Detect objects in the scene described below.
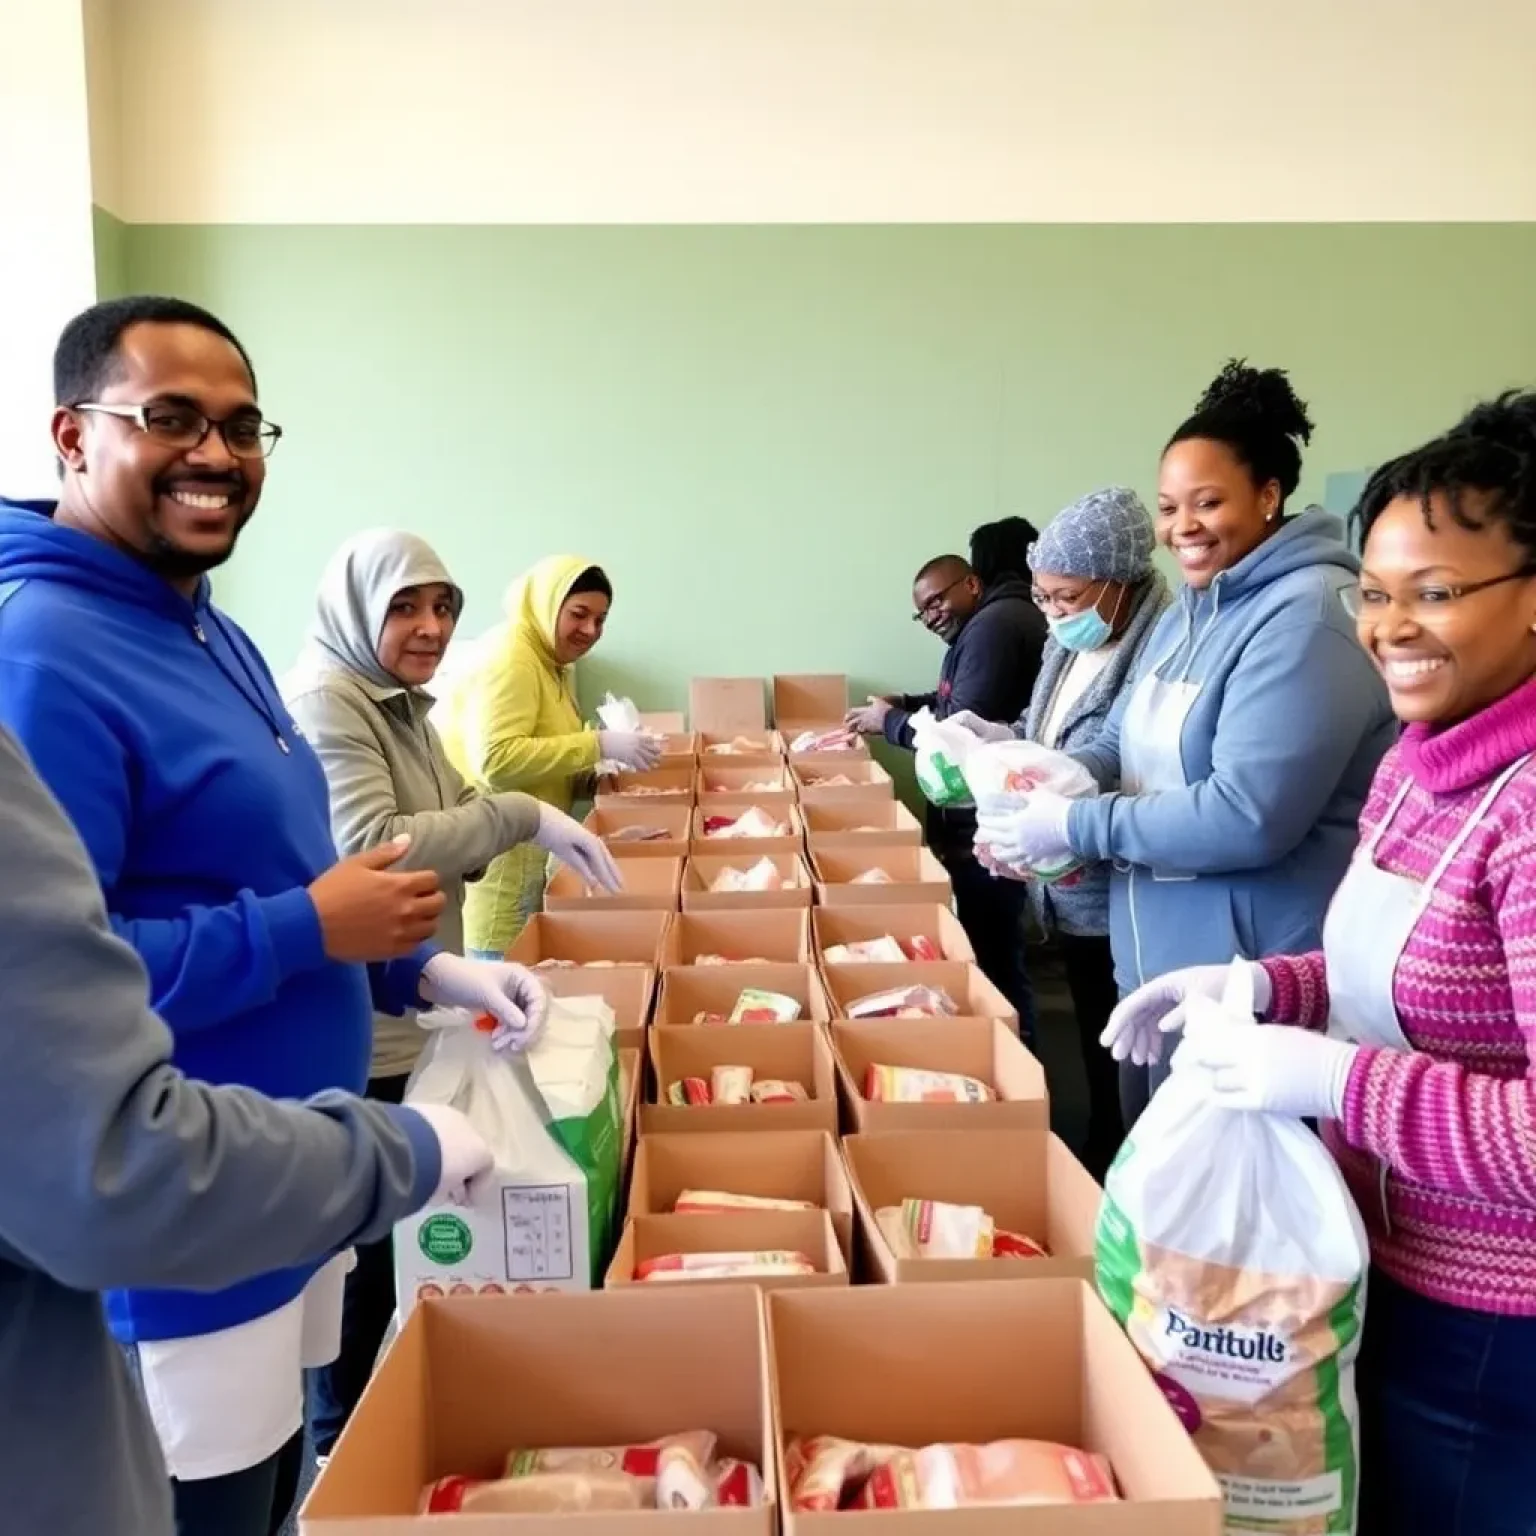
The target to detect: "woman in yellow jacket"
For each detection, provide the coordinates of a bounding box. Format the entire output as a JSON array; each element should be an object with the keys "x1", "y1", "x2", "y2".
[{"x1": 436, "y1": 555, "x2": 660, "y2": 954}]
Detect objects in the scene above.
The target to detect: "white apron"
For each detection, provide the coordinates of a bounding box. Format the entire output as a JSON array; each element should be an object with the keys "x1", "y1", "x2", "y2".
[{"x1": 1322, "y1": 754, "x2": 1531, "y2": 1049}]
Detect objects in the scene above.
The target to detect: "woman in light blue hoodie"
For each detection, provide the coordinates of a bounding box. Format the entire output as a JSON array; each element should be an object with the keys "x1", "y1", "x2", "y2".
[{"x1": 976, "y1": 362, "x2": 1397, "y2": 1123}]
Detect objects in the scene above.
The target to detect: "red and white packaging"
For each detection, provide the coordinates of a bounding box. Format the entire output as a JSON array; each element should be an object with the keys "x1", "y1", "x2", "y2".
[
  {"x1": 710, "y1": 1065, "x2": 753, "y2": 1105},
  {"x1": 750, "y1": 1079, "x2": 808, "y2": 1104},
  {"x1": 674, "y1": 1189, "x2": 815, "y2": 1214},
  {"x1": 875, "y1": 1199, "x2": 993, "y2": 1260},
  {"x1": 634, "y1": 1250, "x2": 816, "y2": 1282},
  {"x1": 863, "y1": 1064, "x2": 994, "y2": 1104},
  {"x1": 847, "y1": 985, "x2": 958, "y2": 1020}
]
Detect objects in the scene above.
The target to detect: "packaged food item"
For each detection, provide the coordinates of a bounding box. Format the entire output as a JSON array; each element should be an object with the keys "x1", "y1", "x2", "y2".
[
  {"x1": 964, "y1": 739, "x2": 1100, "y2": 885},
  {"x1": 847, "y1": 984, "x2": 958, "y2": 1019},
  {"x1": 656, "y1": 1440, "x2": 714, "y2": 1510},
  {"x1": 905, "y1": 935, "x2": 942, "y2": 962},
  {"x1": 696, "y1": 953, "x2": 772, "y2": 965},
  {"x1": 784, "y1": 1436, "x2": 895, "y2": 1511},
  {"x1": 666, "y1": 1076, "x2": 713, "y2": 1106},
  {"x1": 708, "y1": 858, "x2": 788, "y2": 893},
  {"x1": 693, "y1": 1011, "x2": 730, "y2": 1023},
  {"x1": 608, "y1": 823, "x2": 673, "y2": 842},
  {"x1": 533, "y1": 957, "x2": 577, "y2": 969},
  {"x1": 715, "y1": 1458, "x2": 765, "y2": 1506},
  {"x1": 729, "y1": 987, "x2": 801, "y2": 1023},
  {"x1": 993, "y1": 1228, "x2": 1051, "y2": 1260},
  {"x1": 706, "y1": 736, "x2": 771, "y2": 756},
  {"x1": 710, "y1": 1065, "x2": 753, "y2": 1105},
  {"x1": 707, "y1": 806, "x2": 790, "y2": 840},
  {"x1": 806, "y1": 773, "x2": 856, "y2": 787},
  {"x1": 876, "y1": 1198, "x2": 994, "y2": 1259},
  {"x1": 911, "y1": 706, "x2": 980, "y2": 808},
  {"x1": 850, "y1": 867, "x2": 893, "y2": 885},
  {"x1": 864, "y1": 1063, "x2": 994, "y2": 1103},
  {"x1": 505, "y1": 1430, "x2": 717, "y2": 1482},
  {"x1": 634, "y1": 1249, "x2": 816, "y2": 1282},
  {"x1": 750, "y1": 1079, "x2": 808, "y2": 1103},
  {"x1": 790, "y1": 728, "x2": 856, "y2": 753},
  {"x1": 851, "y1": 1440, "x2": 1119, "y2": 1509},
  {"x1": 674, "y1": 1189, "x2": 815, "y2": 1214},
  {"x1": 422, "y1": 1472, "x2": 648, "y2": 1514},
  {"x1": 615, "y1": 784, "x2": 675, "y2": 797},
  {"x1": 823, "y1": 935, "x2": 908, "y2": 965},
  {"x1": 1097, "y1": 961, "x2": 1368, "y2": 1535}
]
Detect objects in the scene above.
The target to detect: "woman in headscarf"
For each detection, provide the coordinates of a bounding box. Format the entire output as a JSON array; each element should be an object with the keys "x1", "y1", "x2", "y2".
[
  {"x1": 435, "y1": 554, "x2": 659, "y2": 956},
  {"x1": 283, "y1": 529, "x2": 620, "y2": 1457},
  {"x1": 950, "y1": 488, "x2": 1170, "y2": 1178}
]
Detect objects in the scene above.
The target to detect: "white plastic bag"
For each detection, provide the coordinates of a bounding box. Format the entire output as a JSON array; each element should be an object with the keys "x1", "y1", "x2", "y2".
[
  {"x1": 910, "y1": 708, "x2": 978, "y2": 808},
  {"x1": 1096, "y1": 962, "x2": 1368, "y2": 1535},
  {"x1": 596, "y1": 692, "x2": 642, "y2": 732},
  {"x1": 963, "y1": 739, "x2": 1099, "y2": 885}
]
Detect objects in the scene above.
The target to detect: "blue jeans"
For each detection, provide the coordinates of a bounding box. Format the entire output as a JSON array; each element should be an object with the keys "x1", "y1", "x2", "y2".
[{"x1": 1358, "y1": 1269, "x2": 1536, "y2": 1535}]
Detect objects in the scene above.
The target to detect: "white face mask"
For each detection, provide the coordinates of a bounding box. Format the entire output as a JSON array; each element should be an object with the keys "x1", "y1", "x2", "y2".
[{"x1": 1047, "y1": 582, "x2": 1124, "y2": 652}]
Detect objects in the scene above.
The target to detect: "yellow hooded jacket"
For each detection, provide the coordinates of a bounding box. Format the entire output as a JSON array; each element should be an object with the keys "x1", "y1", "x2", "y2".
[{"x1": 436, "y1": 554, "x2": 602, "y2": 952}]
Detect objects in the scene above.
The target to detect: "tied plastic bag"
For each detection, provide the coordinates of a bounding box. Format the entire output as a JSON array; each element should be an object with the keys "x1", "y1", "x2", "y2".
[
  {"x1": 1096, "y1": 962, "x2": 1368, "y2": 1535},
  {"x1": 910, "y1": 708, "x2": 978, "y2": 808},
  {"x1": 396, "y1": 999, "x2": 622, "y2": 1310},
  {"x1": 963, "y1": 738, "x2": 1099, "y2": 886},
  {"x1": 596, "y1": 692, "x2": 642, "y2": 732}
]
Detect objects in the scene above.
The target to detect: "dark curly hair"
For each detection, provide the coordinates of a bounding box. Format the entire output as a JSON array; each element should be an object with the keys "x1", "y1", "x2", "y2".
[
  {"x1": 1352, "y1": 391, "x2": 1536, "y2": 561},
  {"x1": 1166, "y1": 359, "x2": 1315, "y2": 511}
]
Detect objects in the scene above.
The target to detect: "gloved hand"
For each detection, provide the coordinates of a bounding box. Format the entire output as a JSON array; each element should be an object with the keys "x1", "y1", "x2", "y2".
[
  {"x1": 1172, "y1": 1015, "x2": 1358, "y2": 1120},
  {"x1": 597, "y1": 730, "x2": 662, "y2": 771},
  {"x1": 947, "y1": 709, "x2": 1015, "y2": 744},
  {"x1": 975, "y1": 840, "x2": 1031, "y2": 882},
  {"x1": 844, "y1": 697, "x2": 892, "y2": 735},
  {"x1": 405, "y1": 1103, "x2": 495, "y2": 1203},
  {"x1": 1099, "y1": 962, "x2": 1273, "y2": 1066},
  {"x1": 420, "y1": 953, "x2": 549, "y2": 1052},
  {"x1": 974, "y1": 792, "x2": 1074, "y2": 871},
  {"x1": 533, "y1": 803, "x2": 623, "y2": 893}
]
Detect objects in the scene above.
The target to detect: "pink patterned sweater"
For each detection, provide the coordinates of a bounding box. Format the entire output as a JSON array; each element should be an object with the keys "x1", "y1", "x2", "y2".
[{"x1": 1261, "y1": 674, "x2": 1536, "y2": 1316}]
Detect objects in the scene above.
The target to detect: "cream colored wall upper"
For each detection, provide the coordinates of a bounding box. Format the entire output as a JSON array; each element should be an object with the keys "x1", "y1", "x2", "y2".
[{"x1": 88, "y1": 0, "x2": 1536, "y2": 225}]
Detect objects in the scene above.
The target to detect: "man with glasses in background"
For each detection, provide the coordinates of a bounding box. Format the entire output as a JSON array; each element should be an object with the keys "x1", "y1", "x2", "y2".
[
  {"x1": 0, "y1": 296, "x2": 550, "y2": 1536},
  {"x1": 845, "y1": 547, "x2": 1046, "y2": 1038}
]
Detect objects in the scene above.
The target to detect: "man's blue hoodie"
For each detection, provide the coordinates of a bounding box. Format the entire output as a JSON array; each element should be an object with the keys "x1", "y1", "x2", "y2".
[
  {"x1": 0, "y1": 500, "x2": 435, "y2": 1343},
  {"x1": 1069, "y1": 508, "x2": 1397, "y2": 994}
]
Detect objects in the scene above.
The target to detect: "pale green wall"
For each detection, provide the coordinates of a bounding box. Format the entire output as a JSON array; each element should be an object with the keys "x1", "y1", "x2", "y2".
[{"x1": 107, "y1": 219, "x2": 1536, "y2": 712}]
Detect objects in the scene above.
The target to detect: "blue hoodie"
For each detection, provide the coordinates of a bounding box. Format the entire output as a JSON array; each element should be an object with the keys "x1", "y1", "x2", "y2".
[
  {"x1": 1068, "y1": 508, "x2": 1397, "y2": 994},
  {"x1": 0, "y1": 500, "x2": 436, "y2": 1343}
]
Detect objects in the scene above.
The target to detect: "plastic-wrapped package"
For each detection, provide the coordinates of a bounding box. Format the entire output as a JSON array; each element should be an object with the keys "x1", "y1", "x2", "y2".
[
  {"x1": 674, "y1": 1190, "x2": 815, "y2": 1214},
  {"x1": 864, "y1": 1064, "x2": 994, "y2": 1103},
  {"x1": 850, "y1": 1441, "x2": 1119, "y2": 1509},
  {"x1": 963, "y1": 739, "x2": 1099, "y2": 885},
  {"x1": 710, "y1": 1065, "x2": 753, "y2": 1104},
  {"x1": 822, "y1": 936, "x2": 908, "y2": 965},
  {"x1": 790, "y1": 728, "x2": 856, "y2": 752},
  {"x1": 705, "y1": 806, "x2": 790, "y2": 839},
  {"x1": 749, "y1": 1079, "x2": 808, "y2": 1103},
  {"x1": 635, "y1": 1250, "x2": 816, "y2": 1282},
  {"x1": 876, "y1": 1199, "x2": 994, "y2": 1258},
  {"x1": 607, "y1": 823, "x2": 673, "y2": 842},
  {"x1": 850, "y1": 868, "x2": 894, "y2": 885},
  {"x1": 846, "y1": 984, "x2": 958, "y2": 1019},
  {"x1": 666, "y1": 1076, "x2": 713, "y2": 1106},
  {"x1": 910, "y1": 707, "x2": 980, "y2": 808},
  {"x1": 421, "y1": 1473, "x2": 648, "y2": 1514},
  {"x1": 728, "y1": 988, "x2": 801, "y2": 1023},
  {"x1": 708, "y1": 857, "x2": 787, "y2": 893}
]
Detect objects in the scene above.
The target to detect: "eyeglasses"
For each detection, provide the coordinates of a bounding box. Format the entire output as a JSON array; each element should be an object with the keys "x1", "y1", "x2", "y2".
[
  {"x1": 913, "y1": 577, "x2": 968, "y2": 623},
  {"x1": 73, "y1": 400, "x2": 283, "y2": 460},
  {"x1": 1341, "y1": 566, "x2": 1536, "y2": 620},
  {"x1": 1031, "y1": 583, "x2": 1099, "y2": 617}
]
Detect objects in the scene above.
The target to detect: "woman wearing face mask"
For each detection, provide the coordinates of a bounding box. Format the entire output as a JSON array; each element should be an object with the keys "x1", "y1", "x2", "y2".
[
  {"x1": 1106, "y1": 392, "x2": 1536, "y2": 1536},
  {"x1": 282, "y1": 529, "x2": 619, "y2": 1458},
  {"x1": 975, "y1": 362, "x2": 1396, "y2": 1126},
  {"x1": 435, "y1": 555, "x2": 658, "y2": 957},
  {"x1": 956, "y1": 488, "x2": 1169, "y2": 1177}
]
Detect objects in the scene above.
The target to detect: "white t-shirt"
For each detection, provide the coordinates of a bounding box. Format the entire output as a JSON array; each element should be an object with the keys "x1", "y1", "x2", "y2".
[{"x1": 1040, "y1": 644, "x2": 1120, "y2": 749}]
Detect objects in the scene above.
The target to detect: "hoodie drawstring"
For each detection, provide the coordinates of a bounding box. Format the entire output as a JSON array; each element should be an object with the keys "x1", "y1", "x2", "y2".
[{"x1": 195, "y1": 611, "x2": 292, "y2": 754}]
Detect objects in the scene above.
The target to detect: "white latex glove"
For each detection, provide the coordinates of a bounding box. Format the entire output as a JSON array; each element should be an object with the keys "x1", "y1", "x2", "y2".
[
  {"x1": 844, "y1": 697, "x2": 892, "y2": 735},
  {"x1": 975, "y1": 841, "x2": 1032, "y2": 883},
  {"x1": 597, "y1": 730, "x2": 662, "y2": 771},
  {"x1": 1100, "y1": 962, "x2": 1273, "y2": 1066},
  {"x1": 946, "y1": 709, "x2": 1015, "y2": 744},
  {"x1": 405, "y1": 1103, "x2": 495, "y2": 1203},
  {"x1": 1172, "y1": 1015, "x2": 1358, "y2": 1120},
  {"x1": 419, "y1": 953, "x2": 549, "y2": 1052},
  {"x1": 974, "y1": 792, "x2": 1073, "y2": 870},
  {"x1": 533, "y1": 803, "x2": 623, "y2": 892}
]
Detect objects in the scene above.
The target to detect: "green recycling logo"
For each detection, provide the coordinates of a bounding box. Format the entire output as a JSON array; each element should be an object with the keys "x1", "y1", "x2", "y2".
[{"x1": 418, "y1": 1213, "x2": 473, "y2": 1265}]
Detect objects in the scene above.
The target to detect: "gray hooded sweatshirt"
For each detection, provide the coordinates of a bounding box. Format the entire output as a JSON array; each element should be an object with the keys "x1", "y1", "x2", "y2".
[
  {"x1": 284, "y1": 530, "x2": 541, "y2": 1076},
  {"x1": 0, "y1": 723, "x2": 440, "y2": 1536}
]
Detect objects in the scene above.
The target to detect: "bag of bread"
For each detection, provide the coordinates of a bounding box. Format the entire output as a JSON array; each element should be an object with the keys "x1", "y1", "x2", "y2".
[{"x1": 1096, "y1": 961, "x2": 1368, "y2": 1534}]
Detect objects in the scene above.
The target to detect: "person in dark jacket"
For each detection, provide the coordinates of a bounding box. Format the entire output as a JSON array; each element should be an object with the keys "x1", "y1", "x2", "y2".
[
  {"x1": 846, "y1": 552, "x2": 1047, "y2": 1037},
  {"x1": 970, "y1": 515, "x2": 1041, "y2": 585}
]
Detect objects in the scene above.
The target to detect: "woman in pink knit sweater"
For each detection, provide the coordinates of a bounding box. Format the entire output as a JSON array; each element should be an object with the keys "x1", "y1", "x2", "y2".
[{"x1": 1105, "y1": 391, "x2": 1536, "y2": 1535}]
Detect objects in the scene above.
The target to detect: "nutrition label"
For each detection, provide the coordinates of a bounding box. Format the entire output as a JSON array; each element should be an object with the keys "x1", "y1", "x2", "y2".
[{"x1": 501, "y1": 1185, "x2": 576, "y2": 1282}]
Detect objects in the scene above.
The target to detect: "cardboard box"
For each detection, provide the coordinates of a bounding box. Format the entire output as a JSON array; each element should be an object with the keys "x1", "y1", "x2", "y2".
[
  {"x1": 792, "y1": 759, "x2": 895, "y2": 805},
  {"x1": 545, "y1": 857, "x2": 681, "y2": 913},
  {"x1": 638, "y1": 710, "x2": 687, "y2": 733},
  {"x1": 683, "y1": 854, "x2": 815, "y2": 912},
  {"x1": 629, "y1": 1130, "x2": 855, "y2": 1260},
  {"x1": 618, "y1": 1046, "x2": 642, "y2": 1214},
  {"x1": 583, "y1": 802, "x2": 692, "y2": 860},
  {"x1": 841, "y1": 1128, "x2": 1100, "y2": 1284},
  {"x1": 772, "y1": 673, "x2": 848, "y2": 729},
  {"x1": 657, "y1": 729, "x2": 698, "y2": 760},
  {"x1": 698, "y1": 763, "x2": 795, "y2": 800},
  {"x1": 822, "y1": 959, "x2": 1017, "y2": 1028},
  {"x1": 694, "y1": 802, "x2": 803, "y2": 856},
  {"x1": 766, "y1": 1281, "x2": 1223, "y2": 1533},
  {"x1": 691, "y1": 676, "x2": 769, "y2": 736},
  {"x1": 662, "y1": 909, "x2": 811, "y2": 967},
  {"x1": 505, "y1": 909, "x2": 670, "y2": 969},
  {"x1": 784, "y1": 739, "x2": 871, "y2": 765},
  {"x1": 656, "y1": 963, "x2": 830, "y2": 1025},
  {"x1": 829, "y1": 1016, "x2": 1048, "y2": 1131},
  {"x1": 644, "y1": 1023, "x2": 837, "y2": 1135},
  {"x1": 698, "y1": 731, "x2": 784, "y2": 763},
  {"x1": 594, "y1": 766, "x2": 697, "y2": 806},
  {"x1": 605, "y1": 1208, "x2": 847, "y2": 1291},
  {"x1": 801, "y1": 798, "x2": 921, "y2": 850},
  {"x1": 811, "y1": 846, "x2": 953, "y2": 907},
  {"x1": 537, "y1": 965, "x2": 656, "y2": 1051},
  {"x1": 812, "y1": 904, "x2": 976, "y2": 964},
  {"x1": 300, "y1": 1287, "x2": 776, "y2": 1533}
]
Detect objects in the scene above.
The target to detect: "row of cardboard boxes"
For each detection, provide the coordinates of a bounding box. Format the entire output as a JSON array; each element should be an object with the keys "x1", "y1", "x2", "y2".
[
  {"x1": 304, "y1": 1276, "x2": 1220, "y2": 1531},
  {"x1": 596, "y1": 757, "x2": 894, "y2": 806}
]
